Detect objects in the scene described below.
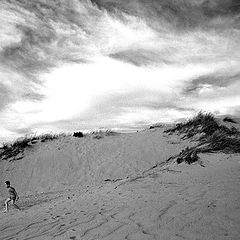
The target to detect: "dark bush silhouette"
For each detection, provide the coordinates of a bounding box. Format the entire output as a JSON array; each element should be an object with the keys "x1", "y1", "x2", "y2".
[
  {"x1": 149, "y1": 123, "x2": 163, "y2": 129},
  {"x1": 223, "y1": 117, "x2": 237, "y2": 123},
  {"x1": 175, "y1": 147, "x2": 199, "y2": 164},
  {"x1": 73, "y1": 131, "x2": 84, "y2": 138}
]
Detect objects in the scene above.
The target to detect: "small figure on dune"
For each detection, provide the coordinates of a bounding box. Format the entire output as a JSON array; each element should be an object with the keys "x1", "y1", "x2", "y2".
[{"x1": 3, "y1": 181, "x2": 20, "y2": 212}]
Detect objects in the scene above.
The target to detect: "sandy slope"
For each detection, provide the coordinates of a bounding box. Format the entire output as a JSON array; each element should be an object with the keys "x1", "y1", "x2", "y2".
[
  {"x1": 0, "y1": 128, "x2": 240, "y2": 239},
  {"x1": 0, "y1": 129, "x2": 185, "y2": 196}
]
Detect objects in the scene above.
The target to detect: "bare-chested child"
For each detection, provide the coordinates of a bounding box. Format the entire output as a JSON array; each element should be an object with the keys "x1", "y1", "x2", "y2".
[{"x1": 3, "y1": 181, "x2": 20, "y2": 212}]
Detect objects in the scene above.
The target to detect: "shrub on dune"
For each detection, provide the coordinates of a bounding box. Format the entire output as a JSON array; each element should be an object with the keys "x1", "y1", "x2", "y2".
[
  {"x1": 149, "y1": 123, "x2": 163, "y2": 129},
  {"x1": 38, "y1": 133, "x2": 67, "y2": 142},
  {"x1": 223, "y1": 117, "x2": 237, "y2": 124},
  {"x1": 165, "y1": 112, "x2": 240, "y2": 164},
  {"x1": 73, "y1": 131, "x2": 84, "y2": 138},
  {"x1": 91, "y1": 129, "x2": 119, "y2": 139}
]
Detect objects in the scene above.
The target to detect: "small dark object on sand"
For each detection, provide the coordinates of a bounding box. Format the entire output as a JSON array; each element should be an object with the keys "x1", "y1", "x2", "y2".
[{"x1": 73, "y1": 132, "x2": 84, "y2": 138}]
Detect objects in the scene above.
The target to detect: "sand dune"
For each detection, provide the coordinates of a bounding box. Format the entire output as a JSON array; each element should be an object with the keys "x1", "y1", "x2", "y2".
[
  {"x1": 0, "y1": 126, "x2": 240, "y2": 239},
  {"x1": 0, "y1": 129, "x2": 184, "y2": 195}
]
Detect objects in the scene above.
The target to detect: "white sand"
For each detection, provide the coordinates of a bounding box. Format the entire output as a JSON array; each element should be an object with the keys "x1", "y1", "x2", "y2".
[{"x1": 0, "y1": 128, "x2": 240, "y2": 239}]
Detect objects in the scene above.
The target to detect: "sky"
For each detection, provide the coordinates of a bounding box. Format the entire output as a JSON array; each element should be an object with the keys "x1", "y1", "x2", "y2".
[{"x1": 0, "y1": 0, "x2": 240, "y2": 143}]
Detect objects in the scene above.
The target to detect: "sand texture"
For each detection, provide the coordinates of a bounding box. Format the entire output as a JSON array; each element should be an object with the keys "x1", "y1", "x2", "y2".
[{"x1": 0, "y1": 128, "x2": 240, "y2": 239}]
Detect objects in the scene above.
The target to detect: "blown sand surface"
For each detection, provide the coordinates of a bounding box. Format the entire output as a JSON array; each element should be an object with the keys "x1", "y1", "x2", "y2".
[
  {"x1": 0, "y1": 129, "x2": 185, "y2": 195},
  {"x1": 0, "y1": 129, "x2": 240, "y2": 239}
]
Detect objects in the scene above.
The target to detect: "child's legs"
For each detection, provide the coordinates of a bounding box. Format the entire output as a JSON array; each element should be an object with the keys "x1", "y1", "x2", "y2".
[
  {"x1": 5, "y1": 198, "x2": 11, "y2": 210},
  {"x1": 12, "y1": 200, "x2": 20, "y2": 210}
]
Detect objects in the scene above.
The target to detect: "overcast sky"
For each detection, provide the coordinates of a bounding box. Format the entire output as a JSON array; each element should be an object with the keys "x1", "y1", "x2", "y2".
[{"x1": 0, "y1": 0, "x2": 240, "y2": 142}]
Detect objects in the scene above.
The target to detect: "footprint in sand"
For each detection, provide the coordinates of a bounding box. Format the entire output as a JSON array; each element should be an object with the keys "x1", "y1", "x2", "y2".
[{"x1": 203, "y1": 200, "x2": 217, "y2": 216}]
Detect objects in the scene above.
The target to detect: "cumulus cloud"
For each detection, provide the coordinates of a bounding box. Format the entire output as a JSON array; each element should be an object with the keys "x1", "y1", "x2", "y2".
[{"x1": 0, "y1": 0, "x2": 240, "y2": 142}]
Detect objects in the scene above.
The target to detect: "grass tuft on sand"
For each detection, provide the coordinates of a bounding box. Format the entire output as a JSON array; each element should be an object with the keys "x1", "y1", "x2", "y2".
[
  {"x1": 0, "y1": 133, "x2": 67, "y2": 161},
  {"x1": 165, "y1": 112, "x2": 240, "y2": 164},
  {"x1": 90, "y1": 129, "x2": 120, "y2": 139}
]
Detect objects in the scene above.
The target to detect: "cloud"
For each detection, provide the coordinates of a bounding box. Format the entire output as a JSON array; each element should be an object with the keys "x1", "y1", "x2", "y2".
[
  {"x1": 0, "y1": 0, "x2": 240, "y2": 142},
  {"x1": 0, "y1": 82, "x2": 12, "y2": 111},
  {"x1": 0, "y1": 1, "x2": 91, "y2": 75},
  {"x1": 2, "y1": 0, "x2": 239, "y2": 77},
  {"x1": 0, "y1": 56, "x2": 221, "y2": 135},
  {"x1": 177, "y1": 77, "x2": 240, "y2": 117},
  {"x1": 109, "y1": 49, "x2": 174, "y2": 66},
  {"x1": 0, "y1": 66, "x2": 44, "y2": 112},
  {"x1": 183, "y1": 71, "x2": 240, "y2": 95},
  {"x1": 92, "y1": 0, "x2": 240, "y2": 30}
]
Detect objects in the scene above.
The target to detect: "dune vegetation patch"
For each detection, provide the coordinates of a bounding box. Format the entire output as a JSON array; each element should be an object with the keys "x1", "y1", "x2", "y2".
[
  {"x1": 0, "y1": 133, "x2": 67, "y2": 161},
  {"x1": 223, "y1": 116, "x2": 238, "y2": 124},
  {"x1": 73, "y1": 131, "x2": 84, "y2": 138},
  {"x1": 90, "y1": 129, "x2": 120, "y2": 139},
  {"x1": 165, "y1": 112, "x2": 240, "y2": 164},
  {"x1": 149, "y1": 123, "x2": 164, "y2": 129}
]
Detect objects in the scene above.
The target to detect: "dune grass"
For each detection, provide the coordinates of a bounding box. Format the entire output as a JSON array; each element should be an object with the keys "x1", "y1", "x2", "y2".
[
  {"x1": 165, "y1": 112, "x2": 240, "y2": 164},
  {"x1": 90, "y1": 129, "x2": 119, "y2": 139},
  {"x1": 0, "y1": 133, "x2": 67, "y2": 160},
  {"x1": 201, "y1": 130, "x2": 240, "y2": 153},
  {"x1": 165, "y1": 112, "x2": 218, "y2": 137},
  {"x1": 0, "y1": 128, "x2": 119, "y2": 160}
]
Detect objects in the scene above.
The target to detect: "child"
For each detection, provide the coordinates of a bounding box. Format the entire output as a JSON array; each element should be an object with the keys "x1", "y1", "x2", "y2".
[{"x1": 3, "y1": 181, "x2": 20, "y2": 212}]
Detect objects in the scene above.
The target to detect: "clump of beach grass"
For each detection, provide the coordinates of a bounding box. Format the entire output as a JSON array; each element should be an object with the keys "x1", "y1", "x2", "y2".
[
  {"x1": 90, "y1": 129, "x2": 119, "y2": 139},
  {"x1": 165, "y1": 112, "x2": 240, "y2": 164},
  {"x1": 0, "y1": 133, "x2": 67, "y2": 161}
]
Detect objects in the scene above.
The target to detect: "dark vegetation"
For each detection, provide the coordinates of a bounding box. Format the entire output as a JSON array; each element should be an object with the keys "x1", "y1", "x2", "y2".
[
  {"x1": 0, "y1": 133, "x2": 67, "y2": 161},
  {"x1": 149, "y1": 123, "x2": 163, "y2": 129},
  {"x1": 0, "y1": 128, "x2": 119, "y2": 161},
  {"x1": 165, "y1": 112, "x2": 240, "y2": 164},
  {"x1": 223, "y1": 116, "x2": 237, "y2": 123},
  {"x1": 90, "y1": 129, "x2": 119, "y2": 139},
  {"x1": 73, "y1": 131, "x2": 84, "y2": 138}
]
